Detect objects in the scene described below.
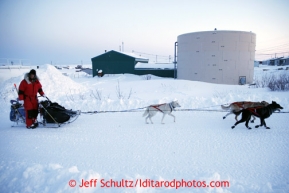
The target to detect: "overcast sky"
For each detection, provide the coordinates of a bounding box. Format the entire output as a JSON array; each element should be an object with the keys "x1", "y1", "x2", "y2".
[{"x1": 0, "y1": 0, "x2": 288, "y2": 65}]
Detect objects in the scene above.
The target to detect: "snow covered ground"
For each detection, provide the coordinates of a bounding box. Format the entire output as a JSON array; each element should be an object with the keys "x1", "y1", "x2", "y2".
[{"x1": 0, "y1": 64, "x2": 289, "y2": 193}]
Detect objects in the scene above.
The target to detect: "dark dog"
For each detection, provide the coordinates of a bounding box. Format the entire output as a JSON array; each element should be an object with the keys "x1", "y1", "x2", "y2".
[
  {"x1": 221, "y1": 101, "x2": 269, "y2": 122},
  {"x1": 231, "y1": 101, "x2": 283, "y2": 129}
]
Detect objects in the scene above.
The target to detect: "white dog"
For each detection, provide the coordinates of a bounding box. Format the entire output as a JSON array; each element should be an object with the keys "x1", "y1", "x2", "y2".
[{"x1": 143, "y1": 100, "x2": 181, "y2": 124}]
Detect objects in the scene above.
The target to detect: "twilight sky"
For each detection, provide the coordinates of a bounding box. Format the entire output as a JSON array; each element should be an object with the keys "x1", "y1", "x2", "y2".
[{"x1": 0, "y1": 0, "x2": 288, "y2": 65}]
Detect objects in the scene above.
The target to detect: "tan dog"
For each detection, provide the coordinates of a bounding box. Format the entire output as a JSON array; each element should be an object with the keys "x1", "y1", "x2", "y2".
[{"x1": 221, "y1": 101, "x2": 269, "y2": 122}]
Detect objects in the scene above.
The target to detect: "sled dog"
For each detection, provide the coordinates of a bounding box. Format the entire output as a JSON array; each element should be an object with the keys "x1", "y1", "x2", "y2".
[
  {"x1": 143, "y1": 101, "x2": 181, "y2": 124},
  {"x1": 221, "y1": 101, "x2": 269, "y2": 122},
  {"x1": 231, "y1": 101, "x2": 283, "y2": 129}
]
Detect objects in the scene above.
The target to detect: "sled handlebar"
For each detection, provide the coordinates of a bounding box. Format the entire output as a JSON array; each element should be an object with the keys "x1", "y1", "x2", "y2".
[{"x1": 38, "y1": 95, "x2": 51, "y2": 102}]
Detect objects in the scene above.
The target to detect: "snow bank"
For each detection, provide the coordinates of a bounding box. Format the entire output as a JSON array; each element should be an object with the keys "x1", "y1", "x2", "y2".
[{"x1": 1, "y1": 64, "x2": 288, "y2": 113}]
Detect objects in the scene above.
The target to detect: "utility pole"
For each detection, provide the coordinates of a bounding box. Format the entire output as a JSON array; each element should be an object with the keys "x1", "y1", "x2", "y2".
[{"x1": 174, "y1": 42, "x2": 178, "y2": 79}]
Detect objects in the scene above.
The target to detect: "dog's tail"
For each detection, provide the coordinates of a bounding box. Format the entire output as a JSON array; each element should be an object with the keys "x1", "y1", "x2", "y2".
[
  {"x1": 221, "y1": 104, "x2": 231, "y2": 110},
  {"x1": 143, "y1": 107, "x2": 149, "y2": 117}
]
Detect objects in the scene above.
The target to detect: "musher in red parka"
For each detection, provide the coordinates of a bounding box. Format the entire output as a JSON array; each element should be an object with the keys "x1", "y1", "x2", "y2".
[{"x1": 18, "y1": 69, "x2": 45, "y2": 129}]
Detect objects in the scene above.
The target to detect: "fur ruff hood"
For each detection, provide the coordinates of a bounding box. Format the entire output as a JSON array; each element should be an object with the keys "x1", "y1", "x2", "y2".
[{"x1": 24, "y1": 73, "x2": 40, "y2": 84}]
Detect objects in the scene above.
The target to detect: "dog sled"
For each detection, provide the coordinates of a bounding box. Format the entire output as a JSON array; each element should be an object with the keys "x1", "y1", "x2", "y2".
[{"x1": 10, "y1": 97, "x2": 81, "y2": 128}]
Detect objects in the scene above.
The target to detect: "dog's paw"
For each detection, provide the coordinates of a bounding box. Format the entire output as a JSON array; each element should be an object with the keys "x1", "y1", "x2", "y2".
[
  {"x1": 248, "y1": 127, "x2": 252, "y2": 129},
  {"x1": 266, "y1": 127, "x2": 270, "y2": 129},
  {"x1": 231, "y1": 126, "x2": 235, "y2": 129},
  {"x1": 255, "y1": 125, "x2": 259, "y2": 128},
  {"x1": 223, "y1": 117, "x2": 226, "y2": 119}
]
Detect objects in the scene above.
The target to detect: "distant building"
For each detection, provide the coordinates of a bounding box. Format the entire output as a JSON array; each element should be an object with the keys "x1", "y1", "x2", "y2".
[
  {"x1": 262, "y1": 57, "x2": 289, "y2": 66},
  {"x1": 91, "y1": 50, "x2": 174, "y2": 78}
]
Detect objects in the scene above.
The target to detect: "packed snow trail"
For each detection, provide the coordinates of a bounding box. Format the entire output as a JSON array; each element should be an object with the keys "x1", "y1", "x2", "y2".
[
  {"x1": 1, "y1": 64, "x2": 289, "y2": 192},
  {"x1": 1, "y1": 111, "x2": 288, "y2": 193}
]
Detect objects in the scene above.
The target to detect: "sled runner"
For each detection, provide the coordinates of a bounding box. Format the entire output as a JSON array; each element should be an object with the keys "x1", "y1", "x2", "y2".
[{"x1": 10, "y1": 98, "x2": 81, "y2": 128}]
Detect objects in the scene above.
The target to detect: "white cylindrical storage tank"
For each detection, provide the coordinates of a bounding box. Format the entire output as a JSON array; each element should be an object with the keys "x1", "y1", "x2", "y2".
[{"x1": 177, "y1": 30, "x2": 256, "y2": 85}]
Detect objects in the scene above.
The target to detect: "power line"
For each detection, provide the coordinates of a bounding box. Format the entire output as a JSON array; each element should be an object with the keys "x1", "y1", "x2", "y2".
[
  {"x1": 255, "y1": 41, "x2": 289, "y2": 61},
  {"x1": 133, "y1": 51, "x2": 171, "y2": 58},
  {"x1": 132, "y1": 50, "x2": 173, "y2": 63},
  {"x1": 256, "y1": 43, "x2": 289, "y2": 51},
  {"x1": 257, "y1": 47, "x2": 289, "y2": 54},
  {"x1": 256, "y1": 51, "x2": 289, "y2": 55}
]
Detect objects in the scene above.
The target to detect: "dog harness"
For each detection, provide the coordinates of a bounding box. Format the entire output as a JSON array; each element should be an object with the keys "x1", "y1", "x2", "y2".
[
  {"x1": 151, "y1": 103, "x2": 175, "y2": 113},
  {"x1": 151, "y1": 104, "x2": 165, "y2": 113},
  {"x1": 233, "y1": 101, "x2": 253, "y2": 109},
  {"x1": 247, "y1": 106, "x2": 263, "y2": 117}
]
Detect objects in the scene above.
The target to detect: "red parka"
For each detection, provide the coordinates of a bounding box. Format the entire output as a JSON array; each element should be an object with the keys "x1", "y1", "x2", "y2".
[{"x1": 18, "y1": 73, "x2": 44, "y2": 110}]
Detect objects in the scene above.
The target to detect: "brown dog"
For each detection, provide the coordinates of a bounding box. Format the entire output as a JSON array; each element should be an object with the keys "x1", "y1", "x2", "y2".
[{"x1": 221, "y1": 101, "x2": 269, "y2": 122}]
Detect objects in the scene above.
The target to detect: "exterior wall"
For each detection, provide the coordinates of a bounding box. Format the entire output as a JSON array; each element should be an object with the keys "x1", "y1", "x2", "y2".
[
  {"x1": 134, "y1": 69, "x2": 174, "y2": 78},
  {"x1": 91, "y1": 50, "x2": 174, "y2": 78},
  {"x1": 91, "y1": 51, "x2": 136, "y2": 77},
  {"x1": 177, "y1": 31, "x2": 256, "y2": 85}
]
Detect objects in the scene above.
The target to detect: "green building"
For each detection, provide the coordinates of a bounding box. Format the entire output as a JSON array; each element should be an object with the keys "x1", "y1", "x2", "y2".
[{"x1": 91, "y1": 50, "x2": 174, "y2": 78}]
